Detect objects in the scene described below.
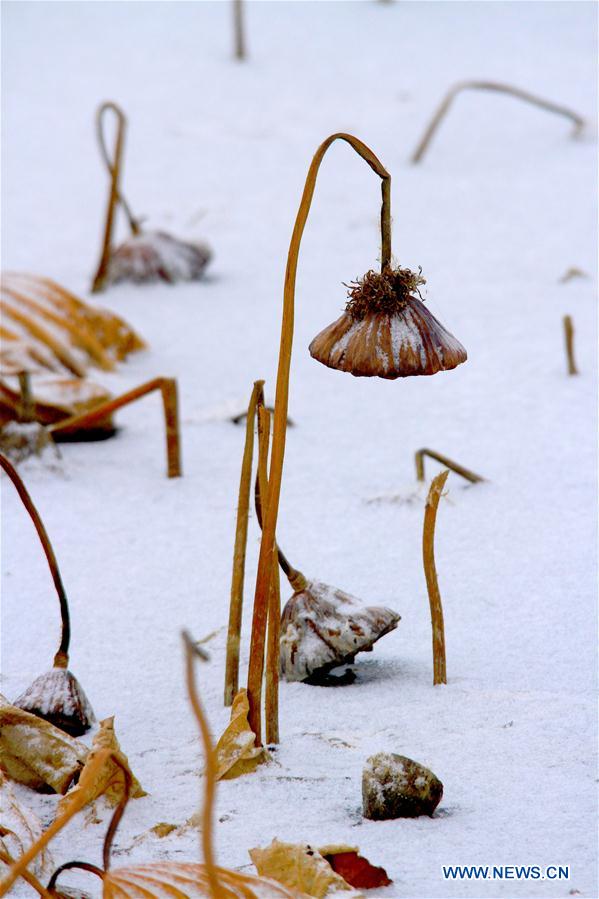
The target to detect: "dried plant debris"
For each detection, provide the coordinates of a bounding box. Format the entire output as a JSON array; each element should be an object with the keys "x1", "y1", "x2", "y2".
[
  {"x1": 0, "y1": 695, "x2": 88, "y2": 793},
  {"x1": 215, "y1": 689, "x2": 269, "y2": 780},
  {"x1": 0, "y1": 422, "x2": 52, "y2": 463},
  {"x1": 309, "y1": 265, "x2": 466, "y2": 379},
  {"x1": 320, "y1": 846, "x2": 392, "y2": 890},
  {"x1": 362, "y1": 753, "x2": 443, "y2": 819},
  {"x1": 57, "y1": 717, "x2": 145, "y2": 820},
  {"x1": 15, "y1": 668, "x2": 95, "y2": 740},
  {"x1": 99, "y1": 861, "x2": 304, "y2": 897},
  {"x1": 280, "y1": 580, "x2": 400, "y2": 683},
  {"x1": 249, "y1": 839, "x2": 360, "y2": 897},
  {"x1": 0, "y1": 772, "x2": 54, "y2": 881},
  {"x1": 106, "y1": 231, "x2": 212, "y2": 286}
]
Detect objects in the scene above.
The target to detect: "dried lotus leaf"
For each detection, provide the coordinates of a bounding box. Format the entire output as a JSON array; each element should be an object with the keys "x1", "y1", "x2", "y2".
[
  {"x1": 0, "y1": 772, "x2": 54, "y2": 880},
  {"x1": 103, "y1": 861, "x2": 305, "y2": 898},
  {"x1": 57, "y1": 717, "x2": 145, "y2": 817},
  {"x1": 0, "y1": 696, "x2": 87, "y2": 793},
  {"x1": 249, "y1": 839, "x2": 360, "y2": 898},
  {"x1": 215, "y1": 689, "x2": 268, "y2": 781}
]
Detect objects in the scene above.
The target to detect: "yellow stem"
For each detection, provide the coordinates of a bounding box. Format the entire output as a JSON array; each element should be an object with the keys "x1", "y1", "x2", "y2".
[{"x1": 422, "y1": 470, "x2": 449, "y2": 685}]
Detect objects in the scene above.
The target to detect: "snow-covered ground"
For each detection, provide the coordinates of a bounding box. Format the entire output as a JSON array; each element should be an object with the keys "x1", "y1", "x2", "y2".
[{"x1": 1, "y1": 2, "x2": 597, "y2": 896}]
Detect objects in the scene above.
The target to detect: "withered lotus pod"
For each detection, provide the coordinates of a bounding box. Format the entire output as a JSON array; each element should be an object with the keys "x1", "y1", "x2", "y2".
[
  {"x1": 0, "y1": 454, "x2": 95, "y2": 736},
  {"x1": 310, "y1": 265, "x2": 467, "y2": 378},
  {"x1": 91, "y1": 101, "x2": 211, "y2": 292},
  {"x1": 280, "y1": 580, "x2": 400, "y2": 683}
]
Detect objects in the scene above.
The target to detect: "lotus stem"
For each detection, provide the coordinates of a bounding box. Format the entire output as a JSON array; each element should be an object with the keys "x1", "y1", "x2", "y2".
[
  {"x1": 0, "y1": 849, "x2": 53, "y2": 899},
  {"x1": 182, "y1": 631, "x2": 220, "y2": 899},
  {"x1": 91, "y1": 102, "x2": 140, "y2": 293},
  {"x1": 0, "y1": 749, "x2": 116, "y2": 897},
  {"x1": 563, "y1": 315, "x2": 578, "y2": 375},
  {"x1": 415, "y1": 448, "x2": 484, "y2": 485},
  {"x1": 17, "y1": 371, "x2": 34, "y2": 423},
  {"x1": 48, "y1": 377, "x2": 182, "y2": 478},
  {"x1": 224, "y1": 379, "x2": 264, "y2": 707},
  {"x1": 247, "y1": 133, "x2": 391, "y2": 740},
  {"x1": 411, "y1": 80, "x2": 586, "y2": 164},
  {"x1": 423, "y1": 470, "x2": 449, "y2": 685},
  {"x1": 254, "y1": 462, "x2": 307, "y2": 592},
  {"x1": 265, "y1": 534, "x2": 281, "y2": 746},
  {"x1": 47, "y1": 862, "x2": 104, "y2": 893},
  {"x1": 0, "y1": 453, "x2": 71, "y2": 667},
  {"x1": 233, "y1": 0, "x2": 246, "y2": 60},
  {"x1": 102, "y1": 756, "x2": 133, "y2": 871}
]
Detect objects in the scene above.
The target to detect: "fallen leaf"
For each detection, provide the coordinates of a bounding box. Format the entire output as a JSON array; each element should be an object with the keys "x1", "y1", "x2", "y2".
[
  {"x1": 0, "y1": 772, "x2": 54, "y2": 881},
  {"x1": 249, "y1": 839, "x2": 360, "y2": 897},
  {"x1": 57, "y1": 716, "x2": 145, "y2": 818},
  {"x1": 215, "y1": 689, "x2": 268, "y2": 780},
  {"x1": 320, "y1": 846, "x2": 392, "y2": 889},
  {"x1": 0, "y1": 694, "x2": 87, "y2": 793},
  {"x1": 150, "y1": 823, "x2": 177, "y2": 838}
]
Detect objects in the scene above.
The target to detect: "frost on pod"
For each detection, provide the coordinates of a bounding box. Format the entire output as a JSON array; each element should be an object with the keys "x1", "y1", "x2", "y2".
[
  {"x1": 280, "y1": 580, "x2": 400, "y2": 683},
  {"x1": 105, "y1": 230, "x2": 212, "y2": 287},
  {"x1": 310, "y1": 265, "x2": 467, "y2": 379},
  {"x1": 14, "y1": 667, "x2": 95, "y2": 739},
  {"x1": 362, "y1": 752, "x2": 443, "y2": 819}
]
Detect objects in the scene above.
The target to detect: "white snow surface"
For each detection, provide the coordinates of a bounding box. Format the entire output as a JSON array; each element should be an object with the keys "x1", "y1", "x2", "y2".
[{"x1": 1, "y1": 2, "x2": 597, "y2": 897}]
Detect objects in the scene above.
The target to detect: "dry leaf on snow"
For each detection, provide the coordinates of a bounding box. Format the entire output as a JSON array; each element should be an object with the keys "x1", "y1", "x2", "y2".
[
  {"x1": 215, "y1": 689, "x2": 268, "y2": 780},
  {"x1": 101, "y1": 861, "x2": 306, "y2": 897},
  {"x1": 249, "y1": 839, "x2": 362, "y2": 898},
  {"x1": 0, "y1": 772, "x2": 54, "y2": 881},
  {"x1": 0, "y1": 695, "x2": 87, "y2": 793},
  {"x1": 57, "y1": 717, "x2": 145, "y2": 818},
  {"x1": 319, "y1": 845, "x2": 392, "y2": 890}
]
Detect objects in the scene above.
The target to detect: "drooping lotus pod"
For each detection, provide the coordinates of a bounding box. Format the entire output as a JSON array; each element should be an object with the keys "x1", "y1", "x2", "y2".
[
  {"x1": 106, "y1": 231, "x2": 212, "y2": 286},
  {"x1": 280, "y1": 579, "x2": 400, "y2": 683},
  {"x1": 309, "y1": 265, "x2": 467, "y2": 378}
]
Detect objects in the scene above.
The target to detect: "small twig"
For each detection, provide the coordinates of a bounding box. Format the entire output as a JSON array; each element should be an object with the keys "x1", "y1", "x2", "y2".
[
  {"x1": 563, "y1": 315, "x2": 578, "y2": 375},
  {"x1": 415, "y1": 448, "x2": 484, "y2": 485},
  {"x1": 232, "y1": 0, "x2": 246, "y2": 60},
  {"x1": 224, "y1": 380, "x2": 264, "y2": 706},
  {"x1": 17, "y1": 371, "x2": 34, "y2": 423},
  {"x1": 230, "y1": 406, "x2": 294, "y2": 428},
  {"x1": 423, "y1": 470, "x2": 449, "y2": 685},
  {"x1": 411, "y1": 80, "x2": 586, "y2": 164},
  {"x1": 47, "y1": 377, "x2": 182, "y2": 478}
]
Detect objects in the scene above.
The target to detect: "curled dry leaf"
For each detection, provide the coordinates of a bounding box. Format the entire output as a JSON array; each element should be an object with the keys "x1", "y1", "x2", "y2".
[
  {"x1": 102, "y1": 861, "x2": 306, "y2": 898},
  {"x1": 249, "y1": 839, "x2": 361, "y2": 898},
  {"x1": 320, "y1": 846, "x2": 392, "y2": 890},
  {"x1": 215, "y1": 689, "x2": 268, "y2": 781},
  {"x1": 0, "y1": 772, "x2": 54, "y2": 881},
  {"x1": 57, "y1": 717, "x2": 145, "y2": 817},
  {"x1": 0, "y1": 695, "x2": 87, "y2": 793}
]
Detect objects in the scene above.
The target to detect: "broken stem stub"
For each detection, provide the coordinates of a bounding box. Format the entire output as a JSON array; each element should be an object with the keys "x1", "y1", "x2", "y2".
[
  {"x1": 422, "y1": 469, "x2": 449, "y2": 685},
  {"x1": 563, "y1": 315, "x2": 578, "y2": 375},
  {"x1": 415, "y1": 448, "x2": 484, "y2": 485}
]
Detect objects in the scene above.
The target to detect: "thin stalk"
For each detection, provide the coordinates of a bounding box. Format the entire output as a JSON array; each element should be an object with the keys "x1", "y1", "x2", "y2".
[
  {"x1": 17, "y1": 371, "x2": 34, "y2": 423},
  {"x1": 182, "y1": 631, "x2": 220, "y2": 899},
  {"x1": 415, "y1": 448, "x2": 484, "y2": 485},
  {"x1": 91, "y1": 102, "x2": 139, "y2": 293},
  {"x1": 95, "y1": 102, "x2": 141, "y2": 236},
  {"x1": 0, "y1": 749, "x2": 116, "y2": 897},
  {"x1": 48, "y1": 377, "x2": 182, "y2": 478},
  {"x1": 422, "y1": 470, "x2": 449, "y2": 685},
  {"x1": 47, "y1": 862, "x2": 104, "y2": 894},
  {"x1": 224, "y1": 379, "x2": 264, "y2": 706},
  {"x1": 0, "y1": 453, "x2": 70, "y2": 667},
  {"x1": 0, "y1": 849, "x2": 52, "y2": 899},
  {"x1": 265, "y1": 536, "x2": 281, "y2": 746},
  {"x1": 411, "y1": 80, "x2": 586, "y2": 164},
  {"x1": 232, "y1": 0, "x2": 246, "y2": 60},
  {"x1": 247, "y1": 134, "x2": 391, "y2": 742},
  {"x1": 563, "y1": 315, "x2": 578, "y2": 375}
]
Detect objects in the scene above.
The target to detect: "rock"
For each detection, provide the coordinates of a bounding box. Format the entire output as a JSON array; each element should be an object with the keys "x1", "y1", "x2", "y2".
[{"x1": 362, "y1": 752, "x2": 443, "y2": 819}]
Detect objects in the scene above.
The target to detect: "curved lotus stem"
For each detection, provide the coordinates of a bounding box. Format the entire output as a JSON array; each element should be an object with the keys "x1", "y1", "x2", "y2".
[
  {"x1": 422, "y1": 470, "x2": 449, "y2": 685},
  {"x1": 47, "y1": 861, "x2": 104, "y2": 894},
  {"x1": 92, "y1": 101, "x2": 140, "y2": 293},
  {"x1": 415, "y1": 448, "x2": 485, "y2": 485},
  {"x1": 247, "y1": 133, "x2": 391, "y2": 740},
  {"x1": 224, "y1": 379, "x2": 265, "y2": 707},
  {"x1": 182, "y1": 631, "x2": 220, "y2": 899},
  {"x1": 0, "y1": 453, "x2": 70, "y2": 668},
  {"x1": 48, "y1": 377, "x2": 182, "y2": 479},
  {"x1": 0, "y1": 849, "x2": 52, "y2": 899},
  {"x1": 410, "y1": 80, "x2": 586, "y2": 164}
]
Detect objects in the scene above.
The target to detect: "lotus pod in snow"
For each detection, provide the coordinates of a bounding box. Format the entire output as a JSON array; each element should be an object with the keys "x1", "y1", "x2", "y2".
[
  {"x1": 14, "y1": 667, "x2": 95, "y2": 739},
  {"x1": 309, "y1": 265, "x2": 466, "y2": 379},
  {"x1": 362, "y1": 752, "x2": 443, "y2": 819},
  {"x1": 105, "y1": 231, "x2": 212, "y2": 286},
  {"x1": 280, "y1": 580, "x2": 400, "y2": 682}
]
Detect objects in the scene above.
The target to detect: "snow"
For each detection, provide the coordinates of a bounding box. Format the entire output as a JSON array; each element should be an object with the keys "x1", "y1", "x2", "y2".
[{"x1": 1, "y1": 1, "x2": 597, "y2": 897}]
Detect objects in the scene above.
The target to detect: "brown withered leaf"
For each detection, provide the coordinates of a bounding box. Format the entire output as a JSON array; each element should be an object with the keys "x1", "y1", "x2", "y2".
[
  {"x1": 320, "y1": 845, "x2": 392, "y2": 890},
  {"x1": 57, "y1": 716, "x2": 145, "y2": 818},
  {"x1": 0, "y1": 695, "x2": 87, "y2": 793},
  {"x1": 215, "y1": 689, "x2": 268, "y2": 780},
  {"x1": 102, "y1": 860, "x2": 306, "y2": 897},
  {"x1": 249, "y1": 839, "x2": 361, "y2": 898},
  {"x1": 0, "y1": 772, "x2": 54, "y2": 881}
]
